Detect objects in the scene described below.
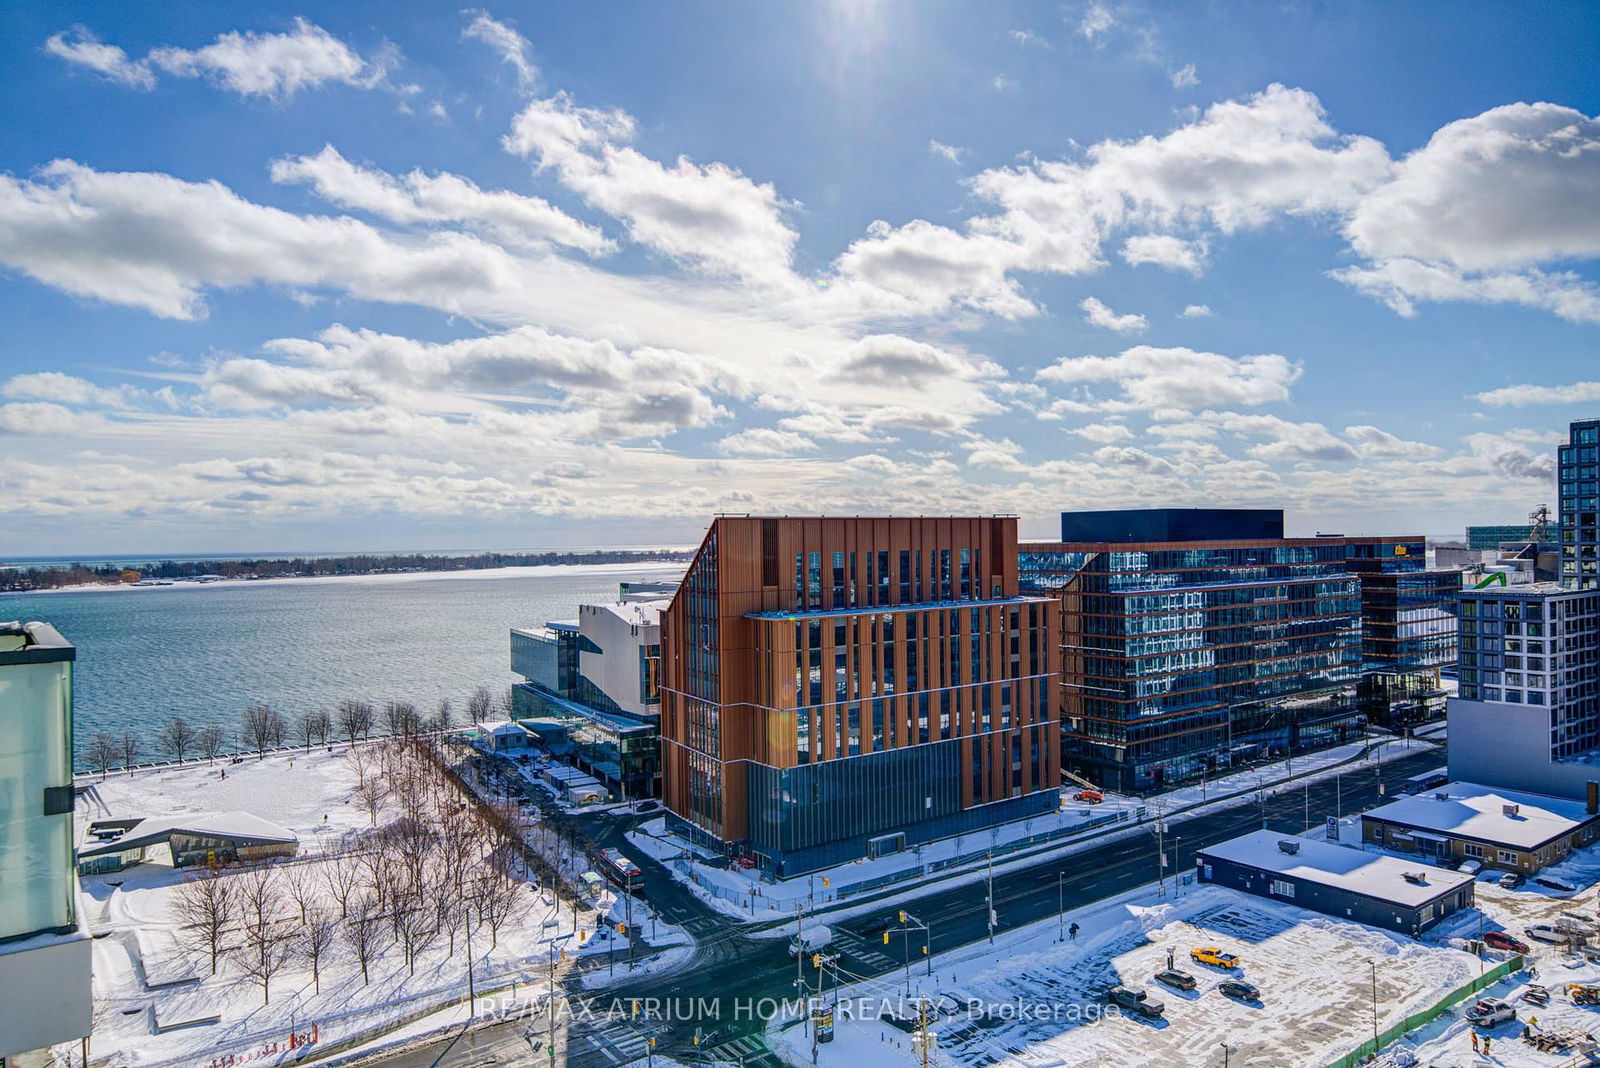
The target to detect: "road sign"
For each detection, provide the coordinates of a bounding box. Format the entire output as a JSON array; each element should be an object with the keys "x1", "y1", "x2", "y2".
[{"x1": 1327, "y1": 816, "x2": 1339, "y2": 841}]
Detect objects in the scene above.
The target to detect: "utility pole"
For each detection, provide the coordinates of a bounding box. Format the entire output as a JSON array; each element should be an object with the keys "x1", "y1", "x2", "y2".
[
  {"x1": 626, "y1": 874, "x2": 635, "y2": 972},
  {"x1": 1057, "y1": 871, "x2": 1065, "y2": 941},
  {"x1": 1368, "y1": 960, "x2": 1379, "y2": 1051},
  {"x1": 892, "y1": 910, "x2": 930, "y2": 994},
  {"x1": 794, "y1": 901, "x2": 804, "y2": 1000},
  {"x1": 1304, "y1": 780, "x2": 1310, "y2": 833},
  {"x1": 465, "y1": 904, "x2": 477, "y2": 1016},
  {"x1": 986, "y1": 852, "x2": 996, "y2": 944}
]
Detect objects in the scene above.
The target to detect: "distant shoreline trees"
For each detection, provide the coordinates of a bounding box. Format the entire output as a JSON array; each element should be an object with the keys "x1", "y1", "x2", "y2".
[{"x1": 0, "y1": 548, "x2": 691, "y2": 592}]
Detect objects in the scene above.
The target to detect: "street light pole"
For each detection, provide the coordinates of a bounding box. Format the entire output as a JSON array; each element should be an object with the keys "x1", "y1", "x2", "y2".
[
  {"x1": 1368, "y1": 960, "x2": 1379, "y2": 1052},
  {"x1": 1220, "y1": 1043, "x2": 1231, "y2": 1068},
  {"x1": 986, "y1": 852, "x2": 996, "y2": 945}
]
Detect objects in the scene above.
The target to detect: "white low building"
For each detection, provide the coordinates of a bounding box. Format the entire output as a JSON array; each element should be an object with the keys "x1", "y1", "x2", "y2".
[{"x1": 1362, "y1": 781, "x2": 1600, "y2": 873}]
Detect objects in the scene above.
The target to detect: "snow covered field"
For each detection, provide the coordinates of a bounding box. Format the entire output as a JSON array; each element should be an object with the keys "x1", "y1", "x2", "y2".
[
  {"x1": 767, "y1": 872, "x2": 1498, "y2": 1067},
  {"x1": 68, "y1": 744, "x2": 661, "y2": 1068}
]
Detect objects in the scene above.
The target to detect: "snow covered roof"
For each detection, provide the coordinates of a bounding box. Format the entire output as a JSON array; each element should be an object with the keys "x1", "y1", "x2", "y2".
[
  {"x1": 480, "y1": 719, "x2": 527, "y2": 736},
  {"x1": 587, "y1": 599, "x2": 667, "y2": 628},
  {"x1": 1198, "y1": 829, "x2": 1474, "y2": 908},
  {"x1": 1363, "y1": 782, "x2": 1598, "y2": 851},
  {"x1": 79, "y1": 810, "x2": 297, "y2": 858}
]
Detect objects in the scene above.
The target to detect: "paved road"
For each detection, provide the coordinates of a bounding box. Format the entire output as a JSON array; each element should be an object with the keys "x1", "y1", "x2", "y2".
[{"x1": 370, "y1": 745, "x2": 1448, "y2": 1068}]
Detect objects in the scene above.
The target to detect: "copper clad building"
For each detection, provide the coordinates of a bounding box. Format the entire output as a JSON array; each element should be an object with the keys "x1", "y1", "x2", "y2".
[{"x1": 660, "y1": 516, "x2": 1061, "y2": 876}]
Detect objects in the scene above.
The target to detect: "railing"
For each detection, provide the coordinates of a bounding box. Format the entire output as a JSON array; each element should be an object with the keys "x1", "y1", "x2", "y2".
[{"x1": 1321, "y1": 954, "x2": 1524, "y2": 1068}]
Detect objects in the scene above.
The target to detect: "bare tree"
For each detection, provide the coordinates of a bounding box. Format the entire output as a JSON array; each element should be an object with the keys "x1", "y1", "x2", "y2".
[
  {"x1": 466, "y1": 685, "x2": 493, "y2": 725},
  {"x1": 296, "y1": 711, "x2": 320, "y2": 749},
  {"x1": 394, "y1": 903, "x2": 437, "y2": 976},
  {"x1": 84, "y1": 732, "x2": 118, "y2": 780},
  {"x1": 354, "y1": 776, "x2": 388, "y2": 826},
  {"x1": 284, "y1": 865, "x2": 320, "y2": 924},
  {"x1": 345, "y1": 894, "x2": 385, "y2": 985},
  {"x1": 118, "y1": 729, "x2": 141, "y2": 770},
  {"x1": 472, "y1": 869, "x2": 524, "y2": 950},
  {"x1": 157, "y1": 718, "x2": 196, "y2": 764},
  {"x1": 309, "y1": 708, "x2": 333, "y2": 746},
  {"x1": 321, "y1": 848, "x2": 362, "y2": 920},
  {"x1": 173, "y1": 866, "x2": 235, "y2": 975},
  {"x1": 233, "y1": 866, "x2": 289, "y2": 1004},
  {"x1": 337, "y1": 699, "x2": 374, "y2": 744},
  {"x1": 196, "y1": 725, "x2": 226, "y2": 763},
  {"x1": 500, "y1": 686, "x2": 517, "y2": 716},
  {"x1": 430, "y1": 698, "x2": 454, "y2": 733},
  {"x1": 382, "y1": 701, "x2": 421, "y2": 738},
  {"x1": 301, "y1": 907, "x2": 337, "y2": 994},
  {"x1": 240, "y1": 705, "x2": 285, "y2": 758}
]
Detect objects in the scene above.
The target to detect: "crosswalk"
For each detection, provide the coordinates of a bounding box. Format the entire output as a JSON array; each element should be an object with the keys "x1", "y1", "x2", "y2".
[
  {"x1": 831, "y1": 929, "x2": 904, "y2": 971},
  {"x1": 566, "y1": 1018, "x2": 652, "y2": 1066},
  {"x1": 700, "y1": 1033, "x2": 772, "y2": 1065}
]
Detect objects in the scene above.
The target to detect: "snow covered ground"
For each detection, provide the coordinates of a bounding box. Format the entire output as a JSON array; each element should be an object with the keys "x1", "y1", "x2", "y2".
[
  {"x1": 1374, "y1": 846, "x2": 1600, "y2": 1067},
  {"x1": 66, "y1": 745, "x2": 685, "y2": 1068},
  {"x1": 632, "y1": 734, "x2": 1440, "y2": 926},
  {"x1": 765, "y1": 859, "x2": 1503, "y2": 1067}
]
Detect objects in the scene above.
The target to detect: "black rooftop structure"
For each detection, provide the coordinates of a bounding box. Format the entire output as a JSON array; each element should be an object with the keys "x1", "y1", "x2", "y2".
[{"x1": 1058, "y1": 507, "x2": 1285, "y2": 544}]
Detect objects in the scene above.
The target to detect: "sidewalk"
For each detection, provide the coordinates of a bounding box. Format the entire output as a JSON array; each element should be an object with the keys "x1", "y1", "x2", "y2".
[{"x1": 628, "y1": 733, "x2": 1440, "y2": 926}]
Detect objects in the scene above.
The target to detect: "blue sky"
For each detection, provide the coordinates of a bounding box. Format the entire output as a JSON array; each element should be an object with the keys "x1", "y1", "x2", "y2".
[{"x1": 1, "y1": 1, "x2": 1597, "y2": 554}]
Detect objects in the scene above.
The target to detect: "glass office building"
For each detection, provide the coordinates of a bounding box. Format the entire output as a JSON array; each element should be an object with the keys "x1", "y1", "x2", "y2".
[
  {"x1": 0, "y1": 621, "x2": 92, "y2": 1068},
  {"x1": 1560, "y1": 418, "x2": 1600, "y2": 589},
  {"x1": 1019, "y1": 511, "x2": 1454, "y2": 792}
]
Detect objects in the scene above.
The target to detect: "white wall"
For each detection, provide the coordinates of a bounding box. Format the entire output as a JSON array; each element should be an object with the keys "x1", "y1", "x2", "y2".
[
  {"x1": 0, "y1": 930, "x2": 91, "y2": 1058},
  {"x1": 1449, "y1": 696, "x2": 1600, "y2": 801},
  {"x1": 577, "y1": 604, "x2": 660, "y2": 718}
]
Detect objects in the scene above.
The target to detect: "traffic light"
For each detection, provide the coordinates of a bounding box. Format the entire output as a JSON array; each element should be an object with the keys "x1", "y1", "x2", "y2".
[
  {"x1": 616, "y1": 922, "x2": 627, "y2": 934},
  {"x1": 812, "y1": 953, "x2": 821, "y2": 968},
  {"x1": 898, "y1": 911, "x2": 906, "y2": 923},
  {"x1": 821, "y1": 876, "x2": 830, "y2": 888},
  {"x1": 882, "y1": 931, "x2": 890, "y2": 944}
]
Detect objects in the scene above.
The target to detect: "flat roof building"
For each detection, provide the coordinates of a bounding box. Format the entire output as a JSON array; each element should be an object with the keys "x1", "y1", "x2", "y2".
[
  {"x1": 77, "y1": 811, "x2": 299, "y2": 874},
  {"x1": 661, "y1": 516, "x2": 1060, "y2": 876},
  {"x1": 1196, "y1": 829, "x2": 1476, "y2": 936},
  {"x1": 1361, "y1": 782, "x2": 1600, "y2": 874},
  {"x1": 1560, "y1": 418, "x2": 1600, "y2": 589},
  {"x1": 1020, "y1": 511, "x2": 1456, "y2": 791},
  {"x1": 0, "y1": 621, "x2": 91, "y2": 1068}
]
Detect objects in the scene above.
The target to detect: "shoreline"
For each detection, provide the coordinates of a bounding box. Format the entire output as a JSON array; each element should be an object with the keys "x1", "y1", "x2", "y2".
[{"x1": 0, "y1": 558, "x2": 686, "y2": 598}]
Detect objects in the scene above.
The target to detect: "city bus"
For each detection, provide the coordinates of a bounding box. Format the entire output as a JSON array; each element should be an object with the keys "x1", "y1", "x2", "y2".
[
  {"x1": 599, "y1": 848, "x2": 642, "y2": 886},
  {"x1": 1400, "y1": 767, "x2": 1450, "y2": 795}
]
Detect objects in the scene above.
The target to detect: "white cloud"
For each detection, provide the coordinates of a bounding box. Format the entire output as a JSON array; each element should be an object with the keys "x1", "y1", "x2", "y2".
[
  {"x1": 716, "y1": 428, "x2": 818, "y2": 457},
  {"x1": 1330, "y1": 258, "x2": 1600, "y2": 324},
  {"x1": 992, "y1": 75, "x2": 1018, "y2": 92},
  {"x1": 147, "y1": 18, "x2": 378, "y2": 99},
  {"x1": 1344, "y1": 424, "x2": 1438, "y2": 459},
  {"x1": 1170, "y1": 63, "x2": 1199, "y2": 89},
  {"x1": 1080, "y1": 296, "x2": 1147, "y2": 333},
  {"x1": 1215, "y1": 413, "x2": 1357, "y2": 462},
  {"x1": 827, "y1": 219, "x2": 1036, "y2": 319},
  {"x1": 43, "y1": 27, "x2": 155, "y2": 89},
  {"x1": 270, "y1": 145, "x2": 611, "y2": 254},
  {"x1": 1009, "y1": 29, "x2": 1051, "y2": 48},
  {"x1": 928, "y1": 140, "x2": 964, "y2": 163},
  {"x1": 1336, "y1": 102, "x2": 1600, "y2": 322},
  {"x1": 1473, "y1": 380, "x2": 1600, "y2": 408},
  {"x1": 1068, "y1": 421, "x2": 1133, "y2": 443},
  {"x1": 1038, "y1": 346, "x2": 1300, "y2": 411},
  {"x1": 1078, "y1": 2, "x2": 1117, "y2": 40},
  {"x1": 1120, "y1": 234, "x2": 1206, "y2": 274},
  {"x1": 461, "y1": 10, "x2": 537, "y2": 88},
  {"x1": 0, "y1": 401, "x2": 105, "y2": 436},
  {"x1": 1, "y1": 372, "x2": 130, "y2": 407},
  {"x1": 504, "y1": 92, "x2": 799, "y2": 286},
  {"x1": 1180, "y1": 303, "x2": 1212, "y2": 318}
]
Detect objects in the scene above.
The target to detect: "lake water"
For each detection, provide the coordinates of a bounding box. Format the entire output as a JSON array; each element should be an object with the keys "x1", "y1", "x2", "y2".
[{"x1": 0, "y1": 563, "x2": 683, "y2": 768}]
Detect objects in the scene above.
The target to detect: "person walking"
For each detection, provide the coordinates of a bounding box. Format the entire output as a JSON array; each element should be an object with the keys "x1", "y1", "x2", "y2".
[
  {"x1": 1068, "y1": 922, "x2": 1079, "y2": 942},
  {"x1": 1471, "y1": 1032, "x2": 1480, "y2": 1053}
]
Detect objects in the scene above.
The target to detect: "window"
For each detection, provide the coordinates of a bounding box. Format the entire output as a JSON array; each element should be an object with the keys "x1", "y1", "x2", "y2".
[
  {"x1": 1269, "y1": 878, "x2": 1295, "y2": 898},
  {"x1": 1462, "y1": 843, "x2": 1483, "y2": 858},
  {"x1": 1497, "y1": 850, "x2": 1517, "y2": 864}
]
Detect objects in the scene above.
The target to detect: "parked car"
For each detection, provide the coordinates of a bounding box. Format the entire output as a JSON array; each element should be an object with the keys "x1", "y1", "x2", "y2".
[
  {"x1": 1153, "y1": 969, "x2": 1197, "y2": 991},
  {"x1": 1483, "y1": 930, "x2": 1531, "y2": 954},
  {"x1": 1190, "y1": 947, "x2": 1241, "y2": 969},
  {"x1": 1538, "y1": 875, "x2": 1578, "y2": 892},
  {"x1": 1525, "y1": 924, "x2": 1571, "y2": 944},
  {"x1": 1105, "y1": 986, "x2": 1164, "y2": 1019},
  {"x1": 1074, "y1": 789, "x2": 1105, "y2": 804},
  {"x1": 1457, "y1": 859, "x2": 1483, "y2": 876},
  {"x1": 1218, "y1": 979, "x2": 1260, "y2": 1002},
  {"x1": 1500, "y1": 872, "x2": 1526, "y2": 890},
  {"x1": 1464, "y1": 997, "x2": 1516, "y2": 1026},
  {"x1": 633, "y1": 799, "x2": 662, "y2": 813}
]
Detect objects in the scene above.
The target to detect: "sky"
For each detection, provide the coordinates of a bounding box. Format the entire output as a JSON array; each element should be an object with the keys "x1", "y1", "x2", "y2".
[{"x1": 1, "y1": 1, "x2": 1597, "y2": 554}]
